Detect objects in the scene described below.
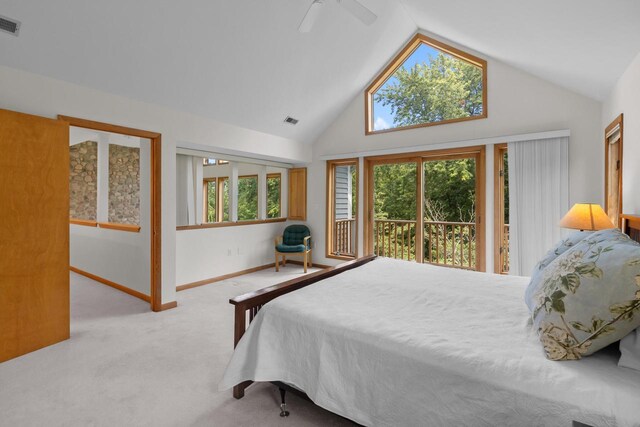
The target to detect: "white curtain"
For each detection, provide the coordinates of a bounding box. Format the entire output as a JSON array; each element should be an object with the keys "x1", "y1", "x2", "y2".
[{"x1": 508, "y1": 136, "x2": 569, "y2": 276}]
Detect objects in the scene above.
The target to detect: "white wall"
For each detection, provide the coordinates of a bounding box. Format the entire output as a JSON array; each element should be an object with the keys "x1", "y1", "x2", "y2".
[
  {"x1": 0, "y1": 65, "x2": 309, "y2": 304},
  {"x1": 602, "y1": 52, "x2": 640, "y2": 215},
  {"x1": 175, "y1": 222, "x2": 287, "y2": 286},
  {"x1": 308, "y1": 37, "x2": 603, "y2": 271}
]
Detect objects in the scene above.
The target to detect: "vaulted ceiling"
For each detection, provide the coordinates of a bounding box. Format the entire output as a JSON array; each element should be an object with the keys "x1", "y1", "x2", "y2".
[{"x1": 1, "y1": 0, "x2": 639, "y2": 144}]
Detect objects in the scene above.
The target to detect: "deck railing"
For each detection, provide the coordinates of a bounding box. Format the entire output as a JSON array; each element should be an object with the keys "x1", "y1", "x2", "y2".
[
  {"x1": 373, "y1": 219, "x2": 417, "y2": 261},
  {"x1": 373, "y1": 219, "x2": 477, "y2": 269},
  {"x1": 333, "y1": 218, "x2": 356, "y2": 256},
  {"x1": 500, "y1": 224, "x2": 510, "y2": 273},
  {"x1": 424, "y1": 221, "x2": 476, "y2": 269}
]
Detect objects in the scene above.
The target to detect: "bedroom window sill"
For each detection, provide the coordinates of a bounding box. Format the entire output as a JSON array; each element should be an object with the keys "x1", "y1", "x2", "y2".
[
  {"x1": 70, "y1": 219, "x2": 141, "y2": 232},
  {"x1": 70, "y1": 218, "x2": 98, "y2": 227},
  {"x1": 176, "y1": 217, "x2": 286, "y2": 231}
]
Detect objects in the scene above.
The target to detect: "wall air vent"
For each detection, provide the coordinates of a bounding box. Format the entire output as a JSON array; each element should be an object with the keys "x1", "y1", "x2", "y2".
[
  {"x1": 284, "y1": 116, "x2": 299, "y2": 125},
  {"x1": 0, "y1": 15, "x2": 20, "y2": 36}
]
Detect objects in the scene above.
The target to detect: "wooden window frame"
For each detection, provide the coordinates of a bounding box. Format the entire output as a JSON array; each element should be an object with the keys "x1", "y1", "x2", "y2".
[
  {"x1": 326, "y1": 159, "x2": 359, "y2": 261},
  {"x1": 604, "y1": 113, "x2": 623, "y2": 228},
  {"x1": 493, "y1": 143, "x2": 508, "y2": 274},
  {"x1": 365, "y1": 33, "x2": 488, "y2": 135},
  {"x1": 203, "y1": 177, "x2": 217, "y2": 223},
  {"x1": 58, "y1": 115, "x2": 167, "y2": 311},
  {"x1": 237, "y1": 174, "x2": 259, "y2": 222},
  {"x1": 363, "y1": 146, "x2": 486, "y2": 271},
  {"x1": 267, "y1": 173, "x2": 283, "y2": 219},
  {"x1": 217, "y1": 177, "x2": 228, "y2": 223}
]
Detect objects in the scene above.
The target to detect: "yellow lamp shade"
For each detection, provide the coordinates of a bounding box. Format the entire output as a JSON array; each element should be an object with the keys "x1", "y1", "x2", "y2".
[{"x1": 559, "y1": 203, "x2": 615, "y2": 231}]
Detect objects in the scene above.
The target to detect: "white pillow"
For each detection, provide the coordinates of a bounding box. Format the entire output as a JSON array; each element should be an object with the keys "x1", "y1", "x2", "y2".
[{"x1": 619, "y1": 328, "x2": 640, "y2": 371}]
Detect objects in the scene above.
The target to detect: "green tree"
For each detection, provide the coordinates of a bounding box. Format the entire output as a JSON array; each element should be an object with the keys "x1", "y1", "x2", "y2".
[
  {"x1": 375, "y1": 52, "x2": 483, "y2": 127},
  {"x1": 267, "y1": 176, "x2": 281, "y2": 218},
  {"x1": 206, "y1": 181, "x2": 216, "y2": 222},
  {"x1": 237, "y1": 177, "x2": 258, "y2": 221}
]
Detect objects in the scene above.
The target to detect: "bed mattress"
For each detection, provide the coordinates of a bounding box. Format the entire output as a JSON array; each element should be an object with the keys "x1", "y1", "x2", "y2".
[{"x1": 220, "y1": 258, "x2": 640, "y2": 426}]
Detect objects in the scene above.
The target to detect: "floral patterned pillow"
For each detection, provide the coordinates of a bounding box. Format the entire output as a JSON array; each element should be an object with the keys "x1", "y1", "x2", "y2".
[
  {"x1": 524, "y1": 230, "x2": 593, "y2": 312},
  {"x1": 530, "y1": 228, "x2": 640, "y2": 361}
]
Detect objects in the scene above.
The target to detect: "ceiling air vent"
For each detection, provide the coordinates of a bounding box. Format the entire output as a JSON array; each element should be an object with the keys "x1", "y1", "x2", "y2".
[
  {"x1": 284, "y1": 116, "x2": 299, "y2": 125},
  {"x1": 0, "y1": 15, "x2": 20, "y2": 36}
]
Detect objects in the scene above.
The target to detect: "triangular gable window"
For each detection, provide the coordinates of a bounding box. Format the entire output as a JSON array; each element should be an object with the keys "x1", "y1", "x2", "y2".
[{"x1": 366, "y1": 34, "x2": 487, "y2": 134}]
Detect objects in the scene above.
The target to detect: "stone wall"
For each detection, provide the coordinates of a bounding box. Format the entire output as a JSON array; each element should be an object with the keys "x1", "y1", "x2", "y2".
[
  {"x1": 69, "y1": 141, "x2": 97, "y2": 220},
  {"x1": 108, "y1": 144, "x2": 140, "y2": 225}
]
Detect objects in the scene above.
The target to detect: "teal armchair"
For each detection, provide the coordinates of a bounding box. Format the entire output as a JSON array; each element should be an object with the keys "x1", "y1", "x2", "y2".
[{"x1": 275, "y1": 225, "x2": 312, "y2": 273}]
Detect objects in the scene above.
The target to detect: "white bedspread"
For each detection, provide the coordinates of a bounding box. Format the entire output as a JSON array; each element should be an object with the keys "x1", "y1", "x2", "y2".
[{"x1": 220, "y1": 258, "x2": 640, "y2": 426}]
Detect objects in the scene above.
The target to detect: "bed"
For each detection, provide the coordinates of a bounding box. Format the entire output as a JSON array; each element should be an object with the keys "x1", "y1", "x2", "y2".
[{"x1": 220, "y1": 217, "x2": 640, "y2": 426}]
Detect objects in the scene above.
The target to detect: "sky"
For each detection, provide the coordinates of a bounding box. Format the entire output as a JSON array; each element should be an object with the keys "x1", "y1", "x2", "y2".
[{"x1": 372, "y1": 43, "x2": 441, "y2": 131}]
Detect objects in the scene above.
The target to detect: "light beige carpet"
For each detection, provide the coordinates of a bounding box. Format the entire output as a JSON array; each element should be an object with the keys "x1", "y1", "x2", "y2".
[{"x1": 0, "y1": 266, "x2": 354, "y2": 426}]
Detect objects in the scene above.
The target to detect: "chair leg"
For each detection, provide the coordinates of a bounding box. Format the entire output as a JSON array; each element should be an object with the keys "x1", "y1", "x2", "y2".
[
  {"x1": 275, "y1": 252, "x2": 279, "y2": 272},
  {"x1": 283, "y1": 256, "x2": 286, "y2": 266},
  {"x1": 303, "y1": 252, "x2": 308, "y2": 273},
  {"x1": 308, "y1": 250, "x2": 312, "y2": 268}
]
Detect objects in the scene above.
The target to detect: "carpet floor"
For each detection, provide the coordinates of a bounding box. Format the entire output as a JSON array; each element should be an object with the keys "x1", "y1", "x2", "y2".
[{"x1": 0, "y1": 266, "x2": 354, "y2": 426}]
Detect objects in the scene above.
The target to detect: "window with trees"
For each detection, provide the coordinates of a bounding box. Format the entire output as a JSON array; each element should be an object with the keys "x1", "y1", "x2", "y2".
[
  {"x1": 326, "y1": 159, "x2": 358, "y2": 259},
  {"x1": 267, "y1": 173, "x2": 282, "y2": 218},
  {"x1": 365, "y1": 34, "x2": 487, "y2": 134},
  {"x1": 203, "y1": 178, "x2": 216, "y2": 223},
  {"x1": 237, "y1": 175, "x2": 258, "y2": 221}
]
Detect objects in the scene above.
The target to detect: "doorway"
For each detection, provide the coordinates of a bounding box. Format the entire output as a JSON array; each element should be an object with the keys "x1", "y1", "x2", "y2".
[
  {"x1": 605, "y1": 114, "x2": 623, "y2": 227},
  {"x1": 365, "y1": 146, "x2": 486, "y2": 271},
  {"x1": 59, "y1": 116, "x2": 164, "y2": 312}
]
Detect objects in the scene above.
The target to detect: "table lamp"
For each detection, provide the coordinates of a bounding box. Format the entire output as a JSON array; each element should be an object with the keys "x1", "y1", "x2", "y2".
[{"x1": 559, "y1": 203, "x2": 615, "y2": 231}]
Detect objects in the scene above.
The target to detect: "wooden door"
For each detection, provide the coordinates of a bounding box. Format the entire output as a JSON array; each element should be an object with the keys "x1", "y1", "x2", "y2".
[
  {"x1": 288, "y1": 168, "x2": 307, "y2": 220},
  {"x1": 0, "y1": 109, "x2": 70, "y2": 362}
]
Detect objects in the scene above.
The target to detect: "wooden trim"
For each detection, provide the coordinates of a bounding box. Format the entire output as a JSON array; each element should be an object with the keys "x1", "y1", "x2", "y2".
[
  {"x1": 70, "y1": 218, "x2": 98, "y2": 227},
  {"x1": 604, "y1": 114, "x2": 623, "y2": 228},
  {"x1": 159, "y1": 301, "x2": 178, "y2": 311},
  {"x1": 493, "y1": 143, "x2": 508, "y2": 274},
  {"x1": 326, "y1": 159, "x2": 359, "y2": 260},
  {"x1": 363, "y1": 145, "x2": 486, "y2": 271},
  {"x1": 176, "y1": 217, "x2": 286, "y2": 231},
  {"x1": 364, "y1": 33, "x2": 488, "y2": 135},
  {"x1": 288, "y1": 168, "x2": 307, "y2": 220},
  {"x1": 70, "y1": 266, "x2": 151, "y2": 302},
  {"x1": 622, "y1": 215, "x2": 640, "y2": 245},
  {"x1": 59, "y1": 115, "x2": 162, "y2": 312},
  {"x1": 58, "y1": 115, "x2": 160, "y2": 139},
  {"x1": 203, "y1": 177, "x2": 216, "y2": 223},
  {"x1": 229, "y1": 255, "x2": 376, "y2": 399},
  {"x1": 97, "y1": 222, "x2": 141, "y2": 232},
  {"x1": 217, "y1": 176, "x2": 227, "y2": 223},
  {"x1": 177, "y1": 263, "x2": 275, "y2": 291}
]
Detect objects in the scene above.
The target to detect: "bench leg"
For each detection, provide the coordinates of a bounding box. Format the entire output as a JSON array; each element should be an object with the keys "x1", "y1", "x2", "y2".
[{"x1": 279, "y1": 387, "x2": 290, "y2": 417}]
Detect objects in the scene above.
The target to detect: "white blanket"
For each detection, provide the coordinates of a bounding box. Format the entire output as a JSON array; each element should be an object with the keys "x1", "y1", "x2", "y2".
[{"x1": 220, "y1": 258, "x2": 640, "y2": 426}]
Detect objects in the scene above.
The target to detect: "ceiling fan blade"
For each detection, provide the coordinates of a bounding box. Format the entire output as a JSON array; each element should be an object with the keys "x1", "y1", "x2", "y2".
[
  {"x1": 298, "y1": 0, "x2": 324, "y2": 33},
  {"x1": 339, "y1": 0, "x2": 377, "y2": 26}
]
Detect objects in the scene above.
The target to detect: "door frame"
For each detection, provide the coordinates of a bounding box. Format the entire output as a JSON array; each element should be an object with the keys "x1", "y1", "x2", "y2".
[
  {"x1": 58, "y1": 115, "x2": 164, "y2": 312},
  {"x1": 493, "y1": 143, "x2": 508, "y2": 274},
  {"x1": 364, "y1": 146, "x2": 486, "y2": 271},
  {"x1": 604, "y1": 113, "x2": 623, "y2": 228}
]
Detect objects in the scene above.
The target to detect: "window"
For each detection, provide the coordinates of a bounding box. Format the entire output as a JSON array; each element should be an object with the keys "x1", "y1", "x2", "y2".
[
  {"x1": 203, "y1": 158, "x2": 217, "y2": 166},
  {"x1": 237, "y1": 175, "x2": 258, "y2": 221},
  {"x1": 219, "y1": 177, "x2": 229, "y2": 222},
  {"x1": 326, "y1": 160, "x2": 358, "y2": 259},
  {"x1": 267, "y1": 173, "x2": 282, "y2": 218},
  {"x1": 203, "y1": 178, "x2": 216, "y2": 223},
  {"x1": 364, "y1": 146, "x2": 486, "y2": 271},
  {"x1": 365, "y1": 34, "x2": 487, "y2": 134}
]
